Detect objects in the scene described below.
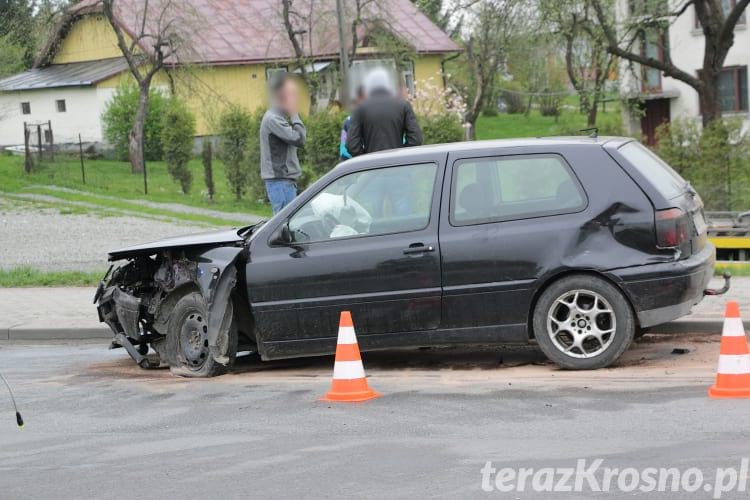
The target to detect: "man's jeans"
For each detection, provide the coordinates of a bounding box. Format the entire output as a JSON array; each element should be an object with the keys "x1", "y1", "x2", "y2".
[{"x1": 265, "y1": 179, "x2": 297, "y2": 214}]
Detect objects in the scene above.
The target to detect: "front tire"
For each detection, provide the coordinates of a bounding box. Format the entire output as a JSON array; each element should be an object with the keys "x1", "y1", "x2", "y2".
[
  {"x1": 532, "y1": 275, "x2": 635, "y2": 370},
  {"x1": 166, "y1": 292, "x2": 236, "y2": 378}
]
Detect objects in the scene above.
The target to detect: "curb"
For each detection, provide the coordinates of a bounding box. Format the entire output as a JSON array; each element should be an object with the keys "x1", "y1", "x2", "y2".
[
  {"x1": 650, "y1": 319, "x2": 723, "y2": 335},
  {"x1": 2, "y1": 325, "x2": 111, "y2": 341},
  {"x1": 0, "y1": 319, "x2": 727, "y2": 342}
]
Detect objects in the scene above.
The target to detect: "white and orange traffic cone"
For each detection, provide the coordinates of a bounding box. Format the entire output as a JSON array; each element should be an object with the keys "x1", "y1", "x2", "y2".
[
  {"x1": 320, "y1": 311, "x2": 381, "y2": 402},
  {"x1": 709, "y1": 301, "x2": 750, "y2": 399}
]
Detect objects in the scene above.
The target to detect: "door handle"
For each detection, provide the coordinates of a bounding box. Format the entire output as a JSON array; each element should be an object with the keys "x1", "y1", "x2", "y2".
[{"x1": 403, "y1": 244, "x2": 435, "y2": 255}]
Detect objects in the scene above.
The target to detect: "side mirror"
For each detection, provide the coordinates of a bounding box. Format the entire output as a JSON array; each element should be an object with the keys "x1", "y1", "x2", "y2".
[{"x1": 270, "y1": 222, "x2": 294, "y2": 246}]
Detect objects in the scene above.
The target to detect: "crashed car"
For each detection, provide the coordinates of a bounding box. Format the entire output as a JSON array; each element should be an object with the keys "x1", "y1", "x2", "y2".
[{"x1": 96, "y1": 137, "x2": 728, "y2": 377}]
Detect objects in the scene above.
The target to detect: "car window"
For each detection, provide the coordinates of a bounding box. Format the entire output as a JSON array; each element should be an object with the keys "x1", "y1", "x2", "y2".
[
  {"x1": 289, "y1": 163, "x2": 437, "y2": 242},
  {"x1": 618, "y1": 141, "x2": 686, "y2": 199},
  {"x1": 451, "y1": 154, "x2": 586, "y2": 225}
]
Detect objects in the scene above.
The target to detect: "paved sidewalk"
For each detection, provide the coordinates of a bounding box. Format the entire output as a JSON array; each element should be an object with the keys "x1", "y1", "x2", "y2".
[{"x1": 0, "y1": 276, "x2": 747, "y2": 341}]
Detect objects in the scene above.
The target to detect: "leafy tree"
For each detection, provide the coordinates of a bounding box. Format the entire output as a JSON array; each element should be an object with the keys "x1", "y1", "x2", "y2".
[
  {"x1": 0, "y1": 0, "x2": 34, "y2": 69},
  {"x1": 302, "y1": 110, "x2": 346, "y2": 178},
  {"x1": 161, "y1": 99, "x2": 195, "y2": 194},
  {"x1": 202, "y1": 141, "x2": 215, "y2": 202},
  {"x1": 540, "y1": 0, "x2": 614, "y2": 126},
  {"x1": 102, "y1": 84, "x2": 168, "y2": 162},
  {"x1": 102, "y1": 0, "x2": 198, "y2": 174},
  {"x1": 217, "y1": 106, "x2": 254, "y2": 201},
  {"x1": 655, "y1": 119, "x2": 750, "y2": 211},
  {"x1": 0, "y1": 34, "x2": 25, "y2": 78},
  {"x1": 588, "y1": 0, "x2": 750, "y2": 126}
]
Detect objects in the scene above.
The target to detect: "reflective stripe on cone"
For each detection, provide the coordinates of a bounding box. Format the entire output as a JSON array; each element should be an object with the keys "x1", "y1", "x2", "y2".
[
  {"x1": 320, "y1": 311, "x2": 381, "y2": 403},
  {"x1": 709, "y1": 301, "x2": 750, "y2": 399}
]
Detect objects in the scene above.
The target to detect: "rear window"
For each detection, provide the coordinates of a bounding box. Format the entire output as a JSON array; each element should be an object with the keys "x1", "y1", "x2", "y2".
[
  {"x1": 451, "y1": 154, "x2": 586, "y2": 225},
  {"x1": 618, "y1": 142, "x2": 686, "y2": 199}
]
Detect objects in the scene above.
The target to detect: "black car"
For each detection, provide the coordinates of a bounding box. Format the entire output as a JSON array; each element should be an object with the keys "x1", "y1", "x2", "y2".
[{"x1": 96, "y1": 137, "x2": 721, "y2": 377}]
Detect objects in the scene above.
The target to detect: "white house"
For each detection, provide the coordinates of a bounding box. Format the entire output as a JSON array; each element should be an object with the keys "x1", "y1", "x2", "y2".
[
  {"x1": 0, "y1": 58, "x2": 130, "y2": 148},
  {"x1": 617, "y1": 0, "x2": 749, "y2": 144}
]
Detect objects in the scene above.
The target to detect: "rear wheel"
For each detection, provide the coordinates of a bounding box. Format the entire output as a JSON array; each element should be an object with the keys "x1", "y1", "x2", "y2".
[
  {"x1": 166, "y1": 292, "x2": 236, "y2": 377},
  {"x1": 533, "y1": 275, "x2": 635, "y2": 370}
]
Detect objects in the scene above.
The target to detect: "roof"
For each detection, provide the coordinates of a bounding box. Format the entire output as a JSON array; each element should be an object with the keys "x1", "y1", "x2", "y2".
[
  {"x1": 39, "y1": 0, "x2": 459, "y2": 67},
  {"x1": 337, "y1": 136, "x2": 632, "y2": 170},
  {"x1": 0, "y1": 58, "x2": 129, "y2": 91}
]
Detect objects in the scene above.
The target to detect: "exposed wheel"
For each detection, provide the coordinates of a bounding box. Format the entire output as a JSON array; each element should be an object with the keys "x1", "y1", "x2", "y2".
[
  {"x1": 166, "y1": 292, "x2": 236, "y2": 377},
  {"x1": 532, "y1": 275, "x2": 635, "y2": 370}
]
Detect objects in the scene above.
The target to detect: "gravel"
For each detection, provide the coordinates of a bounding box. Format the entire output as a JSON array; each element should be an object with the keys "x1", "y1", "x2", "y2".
[{"x1": 0, "y1": 198, "x2": 212, "y2": 271}]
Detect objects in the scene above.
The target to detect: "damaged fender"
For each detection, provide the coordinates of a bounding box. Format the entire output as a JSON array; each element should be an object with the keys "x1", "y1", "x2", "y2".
[{"x1": 194, "y1": 246, "x2": 244, "y2": 365}]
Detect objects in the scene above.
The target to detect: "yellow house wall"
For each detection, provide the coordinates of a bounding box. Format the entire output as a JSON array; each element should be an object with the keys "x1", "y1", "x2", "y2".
[
  {"x1": 53, "y1": 15, "x2": 123, "y2": 64},
  {"x1": 414, "y1": 55, "x2": 444, "y2": 88},
  {"x1": 57, "y1": 14, "x2": 447, "y2": 135}
]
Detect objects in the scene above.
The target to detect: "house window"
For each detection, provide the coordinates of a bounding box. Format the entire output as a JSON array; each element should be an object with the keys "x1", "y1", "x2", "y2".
[
  {"x1": 629, "y1": 0, "x2": 668, "y2": 17},
  {"x1": 640, "y1": 29, "x2": 668, "y2": 93},
  {"x1": 56, "y1": 99, "x2": 66, "y2": 112},
  {"x1": 21, "y1": 102, "x2": 30, "y2": 115},
  {"x1": 265, "y1": 66, "x2": 288, "y2": 83},
  {"x1": 401, "y1": 60, "x2": 416, "y2": 96},
  {"x1": 695, "y1": 0, "x2": 746, "y2": 29},
  {"x1": 718, "y1": 66, "x2": 748, "y2": 112}
]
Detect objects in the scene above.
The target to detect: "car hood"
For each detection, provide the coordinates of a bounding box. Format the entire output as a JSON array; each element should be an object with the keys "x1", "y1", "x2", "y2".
[{"x1": 108, "y1": 226, "x2": 251, "y2": 261}]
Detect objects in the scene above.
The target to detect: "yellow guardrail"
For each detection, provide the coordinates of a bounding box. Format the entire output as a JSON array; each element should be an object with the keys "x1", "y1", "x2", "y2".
[{"x1": 710, "y1": 236, "x2": 750, "y2": 250}]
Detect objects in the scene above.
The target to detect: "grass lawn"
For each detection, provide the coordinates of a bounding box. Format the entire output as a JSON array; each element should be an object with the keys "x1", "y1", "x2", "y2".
[
  {"x1": 475, "y1": 103, "x2": 623, "y2": 141},
  {"x1": 0, "y1": 153, "x2": 273, "y2": 223},
  {"x1": 0, "y1": 267, "x2": 105, "y2": 287}
]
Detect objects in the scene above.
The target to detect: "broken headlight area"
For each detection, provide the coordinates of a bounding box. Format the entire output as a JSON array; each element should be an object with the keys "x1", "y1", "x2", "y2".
[{"x1": 96, "y1": 252, "x2": 203, "y2": 369}]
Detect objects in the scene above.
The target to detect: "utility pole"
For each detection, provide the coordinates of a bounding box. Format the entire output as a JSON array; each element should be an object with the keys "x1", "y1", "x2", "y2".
[{"x1": 335, "y1": 0, "x2": 350, "y2": 109}]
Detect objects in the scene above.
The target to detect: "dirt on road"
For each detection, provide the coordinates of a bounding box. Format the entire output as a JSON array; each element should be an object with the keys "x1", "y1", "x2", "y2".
[{"x1": 76, "y1": 333, "x2": 723, "y2": 392}]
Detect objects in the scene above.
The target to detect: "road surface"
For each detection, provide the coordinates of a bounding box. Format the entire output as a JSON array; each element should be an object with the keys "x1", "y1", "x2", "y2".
[{"x1": 1, "y1": 334, "x2": 749, "y2": 499}]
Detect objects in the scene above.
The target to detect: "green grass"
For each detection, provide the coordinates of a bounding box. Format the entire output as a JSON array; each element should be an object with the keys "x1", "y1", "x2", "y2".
[
  {"x1": 475, "y1": 104, "x2": 624, "y2": 141},
  {"x1": 0, "y1": 267, "x2": 105, "y2": 287},
  {"x1": 715, "y1": 262, "x2": 750, "y2": 277},
  {"x1": 0, "y1": 154, "x2": 272, "y2": 223}
]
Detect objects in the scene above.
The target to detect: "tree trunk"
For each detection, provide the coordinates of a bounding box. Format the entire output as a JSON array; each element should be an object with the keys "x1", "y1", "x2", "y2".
[
  {"x1": 699, "y1": 71, "x2": 722, "y2": 128},
  {"x1": 587, "y1": 100, "x2": 598, "y2": 127},
  {"x1": 129, "y1": 84, "x2": 150, "y2": 173}
]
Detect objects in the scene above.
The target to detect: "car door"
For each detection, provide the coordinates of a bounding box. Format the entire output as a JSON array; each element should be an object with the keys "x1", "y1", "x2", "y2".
[
  {"x1": 438, "y1": 149, "x2": 588, "y2": 338},
  {"x1": 247, "y1": 159, "x2": 444, "y2": 356}
]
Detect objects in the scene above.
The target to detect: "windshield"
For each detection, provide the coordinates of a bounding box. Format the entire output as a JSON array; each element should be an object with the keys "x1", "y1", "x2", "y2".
[{"x1": 618, "y1": 142, "x2": 687, "y2": 199}]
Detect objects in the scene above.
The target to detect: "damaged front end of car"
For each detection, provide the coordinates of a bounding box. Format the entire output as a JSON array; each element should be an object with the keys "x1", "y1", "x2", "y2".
[{"x1": 94, "y1": 227, "x2": 255, "y2": 371}]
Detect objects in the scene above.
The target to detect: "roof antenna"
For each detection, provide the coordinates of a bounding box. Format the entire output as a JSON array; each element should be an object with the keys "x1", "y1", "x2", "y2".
[{"x1": 579, "y1": 127, "x2": 598, "y2": 139}]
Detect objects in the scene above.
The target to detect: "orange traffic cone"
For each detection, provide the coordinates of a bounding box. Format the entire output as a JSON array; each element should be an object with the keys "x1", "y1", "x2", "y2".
[
  {"x1": 320, "y1": 311, "x2": 381, "y2": 402},
  {"x1": 709, "y1": 301, "x2": 750, "y2": 399}
]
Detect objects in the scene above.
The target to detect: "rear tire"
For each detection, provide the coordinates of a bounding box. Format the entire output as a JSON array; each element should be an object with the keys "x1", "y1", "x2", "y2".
[
  {"x1": 532, "y1": 275, "x2": 635, "y2": 370},
  {"x1": 166, "y1": 292, "x2": 236, "y2": 378}
]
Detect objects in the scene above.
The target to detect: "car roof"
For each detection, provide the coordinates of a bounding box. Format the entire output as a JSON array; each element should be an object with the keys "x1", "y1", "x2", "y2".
[{"x1": 337, "y1": 136, "x2": 634, "y2": 170}]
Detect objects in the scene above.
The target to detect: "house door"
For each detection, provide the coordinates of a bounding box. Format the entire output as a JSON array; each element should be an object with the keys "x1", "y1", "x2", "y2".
[{"x1": 640, "y1": 98, "x2": 671, "y2": 146}]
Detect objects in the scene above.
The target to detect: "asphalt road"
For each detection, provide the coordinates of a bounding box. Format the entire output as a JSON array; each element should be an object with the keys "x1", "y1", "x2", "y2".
[{"x1": 1, "y1": 336, "x2": 750, "y2": 499}]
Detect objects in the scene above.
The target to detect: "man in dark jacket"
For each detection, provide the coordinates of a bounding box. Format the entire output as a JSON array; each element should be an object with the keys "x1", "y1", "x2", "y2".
[{"x1": 345, "y1": 68, "x2": 423, "y2": 156}]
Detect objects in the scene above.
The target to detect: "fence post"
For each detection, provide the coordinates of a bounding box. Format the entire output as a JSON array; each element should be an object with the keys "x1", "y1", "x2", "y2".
[
  {"x1": 23, "y1": 122, "x2": 32, "y2": 173},
  {"x1": 48, "y1": 120, "x2": 54, "y2": 162},
  {"x1": 79, "y1": 134, "x2": 86, "y2": 185},
  {"x1": 36, "y1": 124, "x2": 42, "y2": 162}
]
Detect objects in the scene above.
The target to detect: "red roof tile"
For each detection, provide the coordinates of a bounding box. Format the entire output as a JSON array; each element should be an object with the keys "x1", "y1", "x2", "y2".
[{"x1": 70, "y1": 0, "x2": 459, "y2": 65}]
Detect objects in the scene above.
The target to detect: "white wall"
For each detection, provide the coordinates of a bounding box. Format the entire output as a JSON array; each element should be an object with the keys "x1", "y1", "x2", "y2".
[
  {"x1": 0, "y1": 86, "x2": 113, "y2": 147},
  {"x1": 617, "y1": 0, "x2": 750, "y2": 132}
]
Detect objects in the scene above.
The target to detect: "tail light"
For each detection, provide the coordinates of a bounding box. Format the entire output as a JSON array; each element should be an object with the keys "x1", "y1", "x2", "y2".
[{"x1": 655, "y1": 208, "x2": 690, "y2": 248}]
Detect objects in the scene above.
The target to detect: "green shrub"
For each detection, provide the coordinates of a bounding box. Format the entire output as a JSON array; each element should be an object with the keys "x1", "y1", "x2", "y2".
[
  {"x1": 102, "y1": 84, "x2": 168, "y2": 161},
  {"x1": 302, "y1": 110, "x2": 347, "y2": 179},
  {"x1": 245, "y1": 107, "x2": 267, "y2": 201},
  {"x1": 420, "y1": 113, "x2": 464, "y2": 144},
  {"x1": 202, "y1": 140, "x2": 215, "y2": 202},
  {"x1": 655, "y1": 118, "x2": 750, "y2": 211},
  {"x1": 161, "y1": 99, "x2": 195, "y2": 194},
  {"x1": 217, "y1": 106, "x2": 254, "y2": 201},
  {"x1": 499, "y1": 81, "x2": 526, "y2": 114},
  {"x1": 482, "y1": 106, "x2": 499, "y2": 117}
]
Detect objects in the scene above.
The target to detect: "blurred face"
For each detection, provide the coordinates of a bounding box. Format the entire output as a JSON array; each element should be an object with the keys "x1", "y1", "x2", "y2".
[{"x1": 275, "y1": 79, "x2": 299, "y2": 114}]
